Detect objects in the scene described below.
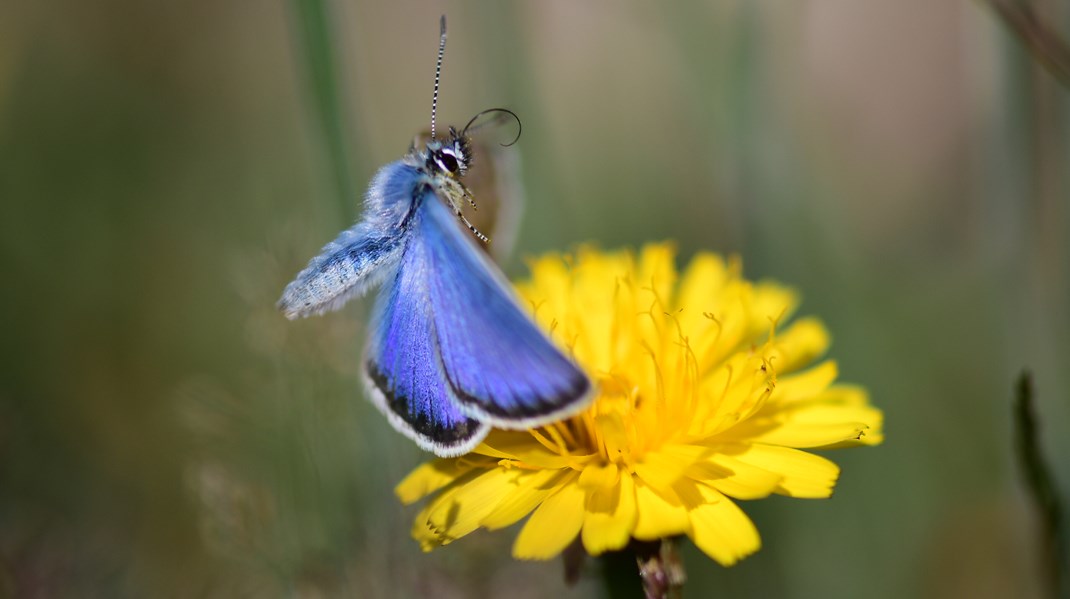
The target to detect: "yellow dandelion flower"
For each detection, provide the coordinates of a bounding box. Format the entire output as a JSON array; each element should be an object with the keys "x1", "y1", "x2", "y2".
[{"x1": 396, "y1": 243, "x2": 883, "y2": 566}]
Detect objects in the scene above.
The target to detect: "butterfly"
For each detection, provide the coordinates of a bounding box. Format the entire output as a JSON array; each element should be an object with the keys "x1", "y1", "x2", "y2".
[{"x1": 278, "y1": 16, "x2": 592, "y2": 457}]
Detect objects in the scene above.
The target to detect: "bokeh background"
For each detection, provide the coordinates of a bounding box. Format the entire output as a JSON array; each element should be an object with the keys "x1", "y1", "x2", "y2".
[{"x1": 2, "y1": 0, "x2": 1068, "y2": 597}]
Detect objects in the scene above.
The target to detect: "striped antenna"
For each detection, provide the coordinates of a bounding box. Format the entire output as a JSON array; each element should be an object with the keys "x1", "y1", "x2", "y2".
[{"x1": 430, "y1": 15, "x2": 448, "y2": 140}]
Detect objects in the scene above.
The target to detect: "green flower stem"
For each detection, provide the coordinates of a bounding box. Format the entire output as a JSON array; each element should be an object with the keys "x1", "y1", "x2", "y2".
[
  {"x1": 289, "y1": 0, "x2": 357, "y2": 224},
  {"x1": 1014, "y1": 371, "x2": 1068, "y2": 599}
]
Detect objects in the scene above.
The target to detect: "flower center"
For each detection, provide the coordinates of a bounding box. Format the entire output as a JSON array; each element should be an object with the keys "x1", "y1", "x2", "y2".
[{"x1": 517, "y1": 247, "x2": 782, "y2": 469}]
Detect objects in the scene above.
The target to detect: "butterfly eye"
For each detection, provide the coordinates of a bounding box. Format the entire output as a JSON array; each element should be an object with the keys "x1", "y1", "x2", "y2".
[
  {"x1": 434, "y1": 147, "x2": 468, "y2": 175},
  {"x1": 436, "y1": 151, "x2": 460, "y2": 174}
]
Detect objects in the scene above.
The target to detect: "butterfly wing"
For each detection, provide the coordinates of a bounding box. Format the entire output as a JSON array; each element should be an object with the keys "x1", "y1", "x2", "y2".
[
  {"x1": 365, "y1": 189, "x2": 590, "y2": 445},
  {"x1": 363, "y1": 218, "x2": 489, "y2": 456},
  {"x1": 278, "y1": 162, "x2": 421, "y2": 320},
  {"x1": 419, "y1": 196, "x2": 591, "y2": 426}
]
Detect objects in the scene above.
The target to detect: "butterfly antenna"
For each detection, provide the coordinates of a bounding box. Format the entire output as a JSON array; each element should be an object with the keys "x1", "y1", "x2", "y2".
[
  {"x1": 462, "y1": 107, "x2": 522, "y2": 146},
  {"x1": 430, "y1": 15, "x2": 448, "y2": 140}
]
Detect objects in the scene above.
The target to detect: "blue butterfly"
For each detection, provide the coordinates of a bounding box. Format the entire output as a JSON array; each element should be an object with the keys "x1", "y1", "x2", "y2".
[{"x1": 278, "y1": 17, "x2": 592, "y2": 457}]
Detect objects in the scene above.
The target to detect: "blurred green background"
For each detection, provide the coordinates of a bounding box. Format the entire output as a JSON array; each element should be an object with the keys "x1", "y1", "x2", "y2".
[{"x1": 2, "y1": 0, "x2": 1068, "y2": 597}]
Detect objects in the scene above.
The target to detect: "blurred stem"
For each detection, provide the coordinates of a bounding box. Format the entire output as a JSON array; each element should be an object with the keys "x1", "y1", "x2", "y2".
[
  {"x1": 984, "y1": 0, "x2": 1070, "y2": 87},
  {"x1": 602, "y1": 539, "x2": 685, "y2": 599},
  {"x1": 289, "y1": 0, "x2": 357, "y2": 224},
  {"x1": 1013, "y1": 371, "x2": 1068, "y2": 599},
  {"x1": 636, "y1": 539, "x2": 686, "y2": 599},
  {"x1": 602, "y1": 544, "x2": 643, "y2": 599}
]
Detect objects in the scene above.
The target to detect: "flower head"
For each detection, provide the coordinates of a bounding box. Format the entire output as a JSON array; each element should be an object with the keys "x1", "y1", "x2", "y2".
[{"x1": 396, "y1": 243, "x2": 883, "y2": 565}]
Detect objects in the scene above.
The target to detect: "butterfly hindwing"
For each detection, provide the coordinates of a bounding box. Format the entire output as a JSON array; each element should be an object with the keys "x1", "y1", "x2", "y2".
[
  {"x1": 416, "y1": 193, "x2": 591, "y2": 426},
  {"x1": 364, "y1": 230, "x2": 489, "y2": 456}
]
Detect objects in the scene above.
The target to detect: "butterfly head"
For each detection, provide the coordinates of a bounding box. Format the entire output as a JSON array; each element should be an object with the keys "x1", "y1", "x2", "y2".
[
  {"x1": 424, "y1": 127, "x2": 473, "y2": 179},
  {"x1": 414, "y1": 17, "x2": 520, "y2": 246}
]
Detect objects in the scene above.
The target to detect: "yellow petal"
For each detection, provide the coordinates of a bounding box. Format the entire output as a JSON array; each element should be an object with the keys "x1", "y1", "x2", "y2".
[
  {"x1": 655, "y1": 443, "x2": 782, "y2": 500},
  {"x1": 690, "y1": 282, "x2": 756, "y2": 370},
  {"x1": 633, "y1": 478, "x2": 691, "y2": 540},
  {"x1": 593, "y1": 412, "x2": 630, "y2": 461},
  {"x1": 697, "y1": 354, "x2": 774, "y2": 436},
  {"x1": 799, "y1": 386, "x2": 885, "y2": 447},
  {"x1": 477, "y1": 431, "x2": 593, "y2": 469},
  {"x1": 482, "y1": 469, "x2": 569, "y2": 530},
  {"x1": 819, "y1": 428, "x2": 883, "y2": 448},
  {"x1": 765, "y1": 317, "x2": 830, "y2": 374},
  {"x1": 727, "y1": 444, "x2": 840, "y2": 498},
  {"x1": 513, "y1": 473, "x2": 585, "y2": 560},
  {"x1": 686, "y1": 451, "x2": 783, "y2": 500},
  {"x1": 726, "y1": 418, "x2": 873, "y2": 449},
  {"x1": 518, "y1": 255, "x2": 570, "y2": 322},
  {"x1": 578, "y1": 461, "x2": 620, "y2": 490},
  {"x1": 774, "y1": 360, "x2": 838, "y2": 402},
  {"x1": 634, "y1": 447, "x2": 695, "y2": 491},
  {"x1": 424, "y1": 467, "x2": 521, "y2": 541},
  {"x1": 411, "y1": 483, "x2": 463, "y2": 549},
  {"x1": 670, "y1": 476, "x2": 719, "y2": 510},
  {"x1": 581, "y1": 468, "x2": 637, "y2": 555},
  {"x1": 637, "y1": 243, "x2": 678, "y2": 309},
  {"x1": 395, "y1": 458, "x2": 483, "y2": 504},
  {"x1": 675, "y1": 253, "x2": 730, "y2": 334},
  {"x1": 687, "y1": 485, "x2": 761, "y2": 566},
  {"x1": 722, "y1": 385, "x2": 883, "y2": 448},
  {"x1": 821, "y1": 411, "x2": 884, "y2": 447},
  {"x1": 747, "y1": 281, "x2": 799, "y2": 337}
]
